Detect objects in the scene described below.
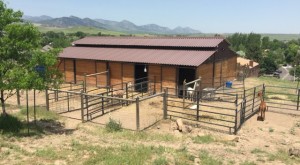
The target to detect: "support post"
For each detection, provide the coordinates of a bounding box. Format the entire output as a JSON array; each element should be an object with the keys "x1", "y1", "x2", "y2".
[
  {"x1": 262, "y1": 84, "x2": 266, "y2": 101},
  {"x1": 297, "y1": 89, "x2": 300, "y2": 111},
  {"x1": 67, "y1": 92, "x2": 70, "y2": 112},
  {"x1": 196, "y1": 91, "x2": 200, "y2": 121},
  {"x1": 234, "y1": 94, "x2": 238, "y2": 135},
  {"x1": 85, "y1": 95, "x2": 89, "y2": 120},
  {"x1": 84, "y1": 73, "x2": 87, "y2": 93},
  {"x1": 34, "y1": 89, "x2": 36, "y2": 126},
  {"x1": 163, "y1": 89, "x2": 168, "y2": 119},
  {"x1": 136, "y1": 97, "x2": 140, "y2": 131},
  {"x1": 154, "y1": 76, "x2": 156, "y2": 94},
  {"x1": 80, "y1": 91, "x2": 84, "y2": 122},
  {"x1": 252, "y1": 87, "x2": 256, "y2": 112},
  {"x1": 17, "y1": 89, "x2": 21, "y2": 107},
  {"x1": 101, "y1": 96, "x2": 104, "y2": 114},
  {"x1": 125, "y1": 83, "x2": 129, "y2": 106},
  {"x1": 45, "y1": 89, "x2": 49, "y2": 111},
  {"x1": 26, "y1": 90, "x2": 29, "y2": 136},
  {"x1": 183, "y1": 80, "x2": 186, "y2": 109}
]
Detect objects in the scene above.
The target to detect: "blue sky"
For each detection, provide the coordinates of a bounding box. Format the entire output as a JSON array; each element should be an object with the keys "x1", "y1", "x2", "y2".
[{"x1": 5, "y1": 0, "x2": 300, "y2": 34}]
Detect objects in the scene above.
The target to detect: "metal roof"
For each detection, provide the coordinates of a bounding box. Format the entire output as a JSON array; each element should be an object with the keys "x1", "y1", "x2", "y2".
[
  {"x1": 73, "y1": 37, "x2": 225, "y2": 48},
  {"x1": 60, "y1": 47, "x2": 216, "y2": 66}
]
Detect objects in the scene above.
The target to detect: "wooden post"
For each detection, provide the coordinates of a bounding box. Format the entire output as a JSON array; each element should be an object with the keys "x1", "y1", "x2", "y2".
[
  {"x1": 163, "y1": 89, "x2": 168, "y2": 119},
  {"x1": 26, "y1": 90, "x2": 29, "y2": 135},
  {"x1": 84, "y1": 73, "x2": 87, "y2": 93},
  {"x1": 34, "y1": 89, "x2": 36, "y2": 126},
  {"x1": 125, "y1": 83, "x2": 129, "y2": 106},
  {"x1": 85, "y1": 95, "x2": 89, "y2": 120},
  {"x1": 45, "y1": 89, "x2": 49, "y2": 111},
  {"x1": 183, "y1": 79, "x2": 186, "y2": 109},
  {"x1": 17, "y1": 89, "x2": 21, "y2": 107},
  {"x1": 154, "y1": 76, "x2": 156, "y2": 94},
  {"x1": 80, "y1": 91, "x2": 84, "y2": 122},
  {"x1": 297, "y1": 89, "x2": 300, "y2": 111},
  {"x1": 196, "y1": 91, "x2": 200, "y2": 121},
  {"x1": 262, "y1": 84, "x2": 266, "y2": 101},
  {"x1": 107, "y1": 69, "x2": 110, "y2": 87},
  {"x1": 252, "y1": 87, "x2": 256, "y2": 112},
  {"x1": 234, "y1": 94, "x2": 238, "y2": 134},
  {"x1": 67, "y1": 92, "x2": 70, "y2": 112},
  {"x1": 136, "y1": 97, "x2": 140, "y2": 131},
  {"x1": 101, "y1": 96, "x2": 104, "y2": 114}
]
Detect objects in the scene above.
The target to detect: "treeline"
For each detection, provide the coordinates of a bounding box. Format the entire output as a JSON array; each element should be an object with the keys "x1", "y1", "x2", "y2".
[{"x1": 227, "y1": 33, "x2": 300, "y2": 73}]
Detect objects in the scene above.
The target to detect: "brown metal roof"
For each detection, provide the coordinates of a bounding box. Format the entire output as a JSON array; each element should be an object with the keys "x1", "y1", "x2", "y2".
[
  {"x1": 73, "y1": 37, "x2": 225, "y2": 48},
  {"x1": 60, "y1": 47, "x2": 216, "y2": 66}
]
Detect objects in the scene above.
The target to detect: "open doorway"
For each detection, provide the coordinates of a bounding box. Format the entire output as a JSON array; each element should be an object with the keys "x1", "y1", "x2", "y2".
[
  {"x1": 135, "y1": 64, "x2": 148, "y2": 92},
  {"x1": 178, "y1": 67, "x2": 196, "y2": 96}
]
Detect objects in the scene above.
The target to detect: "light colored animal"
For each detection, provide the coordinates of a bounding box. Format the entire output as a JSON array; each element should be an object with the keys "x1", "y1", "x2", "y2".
[
  {"x1": 112, "y1": 90, "x2": 124, "y2": 98},
  {"x1": 187, "y1": 82, "x2": 198, "y2": 101},
  {"x1": 257, "y1": 91, "x2": 267, "y2": 121}
]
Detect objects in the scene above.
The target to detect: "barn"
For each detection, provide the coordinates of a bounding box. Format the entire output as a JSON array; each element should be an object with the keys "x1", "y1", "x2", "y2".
[{"x1": 58, "y1": 37, "x2": 237, "y2": 94}]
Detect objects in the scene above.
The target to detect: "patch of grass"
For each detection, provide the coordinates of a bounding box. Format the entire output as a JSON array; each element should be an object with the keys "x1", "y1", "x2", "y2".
[
  {"x1": 19, "y1": 106, "x2": 59, "y2": 121},
  {"x1": 295, "y1": 121, "x2": 300, "y2": 127},
  {"x1": 35, "y1": 147, "x2": 59, "y2": 159},
  {"x1": 251, "y1": 148, "x2": 267, "y2": 154},
  {"x1": 192, "y1": 134, "x2": 215, "y2": 144},
  {"x1": 199, "y1": 150, "x2": 222, "y2": 165},
  {"x1": 0, "y1": 114, "x2": 23, "y2": 133},
  {"x1": 174, "y1": 146, "x2": 195, "y2": 165},
  {"x1": 290, "y1": 127, "x2": 296, "y2": 135},
  {"x1": 0, "y1": 140, "x2": 31, "y2": 156},
  {"x1": 269, "y1": 127, "x2": 274, "y2": 133},
  {"x1": 240, "y1": 161, "x2": 256, "y2": 165},
  {"x1": 268, "y1": 149, "x2": 300, "y2": 164},
  {"x1": 105, "y1": 118, "x2": 123, "y2": 132},
  {"x1": 221, "y1": 140, "x2": 237, "y2": 147},
  {"x1": 153, "y1": 156, "x2": 168, "y2": 165}
]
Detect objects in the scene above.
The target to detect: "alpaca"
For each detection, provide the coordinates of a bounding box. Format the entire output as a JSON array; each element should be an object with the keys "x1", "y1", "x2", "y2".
[
  {"x1": 187, "y1": 82, "x2": 198, "y2": 101},
  {"x1": 257, "y1": 91, "x2": 267, "y2": 121}
]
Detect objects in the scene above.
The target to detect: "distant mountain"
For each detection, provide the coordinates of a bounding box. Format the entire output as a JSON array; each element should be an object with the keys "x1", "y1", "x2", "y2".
[
  {"x1": 23, "y1": 15, "x2": 53, "y2": 22},
  {"x1": 24, "y1": 15, "x2": 201, "y2": 34}
]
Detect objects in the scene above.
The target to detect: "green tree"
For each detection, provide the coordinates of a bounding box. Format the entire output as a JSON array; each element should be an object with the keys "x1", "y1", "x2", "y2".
[
  {"x1": 261, "y1": 36, "x2": 270, "y2": 50},
  {"x1": 245, "y1": 33, "x2": 262, "y2": 62},
  {"x1": 0, "y1": 1, "x2": 62, "y2": 114}
]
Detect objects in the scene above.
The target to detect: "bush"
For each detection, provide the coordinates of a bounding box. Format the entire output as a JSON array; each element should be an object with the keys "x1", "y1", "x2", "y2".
[
  {"x1": 0, "y1": 114, "x2": 23, "y2": 133},
  {"x1": 105, "y1": 118, "x2": 122, "y2": 132}
]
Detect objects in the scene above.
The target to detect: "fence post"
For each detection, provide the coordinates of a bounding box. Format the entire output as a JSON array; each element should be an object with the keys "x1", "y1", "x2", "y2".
[
  {"x1": 67, "y1": 92, "x2": 70, "y2": 112},
  {"x1": 196, "y1": 91, "x2": 200, "y2": 121},
  {"x1": 84, "y1": 73, "x2": 87, "y2": 93},
  {"x1": 80, "y1": 91, "x2": 84, "y2": 123},
  {"x1": 136, "y1": 97, "x2": 140, "y2": 131},
  {"x1": 45, "y1": 89, "x2": 49, "y2": 111},
  {"x1": 17, "y1": 89, "x2": 21, "y2": 107},
  {"x1": 125, "y1": 83, "x2": 129, "y2": 106},
  {"x1": 234, "y1": 94, "x2": 238, "y2": 134},
  {"x1": 154, "y1": 76, "x2": 157, "y2": 94},
  {"x1": 163, "y1": 89, "x2": 168, "y2": 119},
  {"x1": 85, "y1": 95, "x2": 89, "y2": 120},
  {"x1": 101, "y1": 96, "x2": 104, "y2": 115},
  {"x1": 252, "y1": 87, "x2": 256, "y2": 112},
  {"x1": 297, "y1": 89, "x2": 300, "y2": 111},
  {"x1": 262, "y1": 84, "x2": 266, "y2": 101},
  {"x1": 55, "y1": 90, "x2": 58, "y2": 102}
]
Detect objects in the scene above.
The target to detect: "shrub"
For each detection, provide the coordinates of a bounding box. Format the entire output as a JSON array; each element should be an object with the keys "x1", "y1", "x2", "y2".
[
  {"x1": 105, "y1": 118, "x2": 122, "y2": 132},
  {"x1": 0, "y1": 114, "x2": 23, "y2": 133}
]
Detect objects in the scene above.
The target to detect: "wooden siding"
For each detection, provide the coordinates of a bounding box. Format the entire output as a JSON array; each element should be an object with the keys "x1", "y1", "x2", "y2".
[
  {"x1": 197, "y1": 62, "x2": 214, "y2": 89},
  {"x1": 65, "y1": 59, "x2": 75, "y2": 83},
  {"x1": 76, "y1": 59, "x2": 96, "y2": 85},
  {"x1": 123, "y1": 63, "x2": 134, "y2": 84},
  {"x1": 148, "y1": 64, "x2": 162, "y2": 93},
  {"x1": 96, "y1": 61, "x2": 107, "y2": 87},
  {"x1": 109, "y1": 62, "x2": 122, "y2": 88},
  {"x1": 162, "y1": 66, "x2": 176, "y2": 94}
]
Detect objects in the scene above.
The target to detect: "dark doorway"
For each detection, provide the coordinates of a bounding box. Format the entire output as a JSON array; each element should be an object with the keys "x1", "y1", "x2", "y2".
[
  {"x1": 134, "y1": 64, "x2": 148, "y2": 92},
  {"x1": 178, "y1": 67, "x2": 196, "y2": 96}
]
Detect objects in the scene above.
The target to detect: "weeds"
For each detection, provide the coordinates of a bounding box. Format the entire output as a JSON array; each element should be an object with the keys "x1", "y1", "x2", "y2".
[
  {"x1": 199, "y1": 150, "x2": 222, "y2": 165},
  {"x1": 153, "y1": 156, "x2": 168, "y2": 165},
  {"x1": 269, "y1": 127, "x2": 274, "y2": 133},
  {"x1": 290, "y1": 127, "x2": 296, "y2": 135},
  {"x1": 192, "y1": 134, "x2": 215, "y2": 144},
  {"x1": 268, "y1": 149, "x2": 300, "y2": 164},
  {"x1": 105, "y1": 118, "x2": 122, "y2": 132},
  {"x1": 0, "y1": 114, "x2": 23, "y2": 133},
  {"x1": 240, "y1": 161, "x2": 257, "y2": 165}
]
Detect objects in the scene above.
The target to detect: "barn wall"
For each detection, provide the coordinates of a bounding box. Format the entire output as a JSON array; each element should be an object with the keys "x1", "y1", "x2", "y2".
[
  {"x1": 123, "y1": 63, "x2": 134, "y2": 85},
  {"x1": 148, "y1": 64, "x2": 162, "y2": 93},
  {"x1": 109, "y1": 62, "x2": 122, "y2": 88},
  {"x1": 197, "y1": 62, "x2": 214, "y2": 89},
  {"x1": 65, "y1": 59, "x2": 75, "y2": 83},
  {"x1": 96, "y1": 61, "x2": 108, "y2": 87},
  {"x1": 76, "y1": 59, "x2": 96, "y2": 85},
  {"x1": 162, "y1": 66, "x2": 176, "y2": 94}
]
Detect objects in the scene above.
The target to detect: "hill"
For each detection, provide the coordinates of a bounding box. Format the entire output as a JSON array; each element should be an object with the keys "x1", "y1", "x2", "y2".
[{"x1": 24, "y1": 15, "x2": 201, "y2": 35}]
